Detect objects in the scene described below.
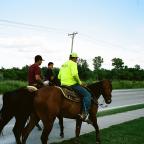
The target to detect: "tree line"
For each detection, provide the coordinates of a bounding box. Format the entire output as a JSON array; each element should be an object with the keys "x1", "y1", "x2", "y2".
[{"x1": 0, "y1": 56, "x2": 144, "y2": 82}]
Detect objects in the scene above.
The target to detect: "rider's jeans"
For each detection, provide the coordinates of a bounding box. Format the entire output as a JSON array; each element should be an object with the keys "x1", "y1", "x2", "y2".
[{"x1": 71, "y1": 85, "x2": 91, "y2": 114}]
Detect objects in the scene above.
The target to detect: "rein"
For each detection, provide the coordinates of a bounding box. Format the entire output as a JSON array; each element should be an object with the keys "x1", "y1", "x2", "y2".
[{"x1": 86, "y1": 81, "x2": 108, "y2": 108}]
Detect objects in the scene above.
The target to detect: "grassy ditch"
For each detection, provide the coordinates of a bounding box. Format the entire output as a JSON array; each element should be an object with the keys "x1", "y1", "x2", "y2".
[{"x1": 52, "y1": 117, "x2": 144, "y2": 144}]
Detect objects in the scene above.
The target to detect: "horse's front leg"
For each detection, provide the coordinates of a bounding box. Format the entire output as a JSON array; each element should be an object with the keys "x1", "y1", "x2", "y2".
[
  {"x1": 58, "y1": 115, "x2": 64, "y2": 138},
  {"x1": 74, "y1": 118, "x2": 82, "y2": 144},
  {"x1": 41, "y1": 116, "x2": 56, "y2": 144},
  {"x1": 90, "y1": 115, "x2": 100, "y2": 144}
]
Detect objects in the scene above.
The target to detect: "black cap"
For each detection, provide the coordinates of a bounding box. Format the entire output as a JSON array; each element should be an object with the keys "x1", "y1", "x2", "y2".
[{"x1": 35, "y1": 55, "x2": 44, "y2": 62}]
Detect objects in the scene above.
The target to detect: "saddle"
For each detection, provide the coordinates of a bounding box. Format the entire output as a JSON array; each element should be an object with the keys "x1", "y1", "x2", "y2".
[{"x1": 57, "y1": 86, "x2": 83, "y2": 103}]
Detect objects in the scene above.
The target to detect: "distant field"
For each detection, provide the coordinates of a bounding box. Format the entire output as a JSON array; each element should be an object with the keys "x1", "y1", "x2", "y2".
[
  {"x1": 1, "y1": 80, "x2": 144, "y2": 94},
  {"x1": 112, "y1": 80, "x2": 144, "y2": 89},
  {"x1": 0, "y1": 80, "x2": 27, "y2": 94},
  {"x1": 51, "y1": 117, "x2": 144, "y2": 144}
]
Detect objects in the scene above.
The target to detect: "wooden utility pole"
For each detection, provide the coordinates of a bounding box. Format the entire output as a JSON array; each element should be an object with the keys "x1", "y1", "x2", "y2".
[{"x1": 68, "y1": 32, "x2": 78, "y2": 53}]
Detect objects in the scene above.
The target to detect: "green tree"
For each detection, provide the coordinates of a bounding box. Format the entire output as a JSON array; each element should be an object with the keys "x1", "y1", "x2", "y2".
[
  {"x1": 112, "y1": 58, "x2": 124, "y2": 70},
  {"x1": 93, "y1": 56, "x2": 104, "y2": 71},
  {"x1": 78, "y1": 58, "x2": 92, "y2": 80},
  {"x1": 134, "y1": 64, "x2": 140, "y2": 70},
  {"x1": 92, "y1": 56, "x2": 104, "y2": 80}
]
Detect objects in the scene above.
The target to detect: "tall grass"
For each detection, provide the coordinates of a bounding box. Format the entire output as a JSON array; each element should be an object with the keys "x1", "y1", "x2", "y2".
[
  {"x1": 1, "y1": 80, "x2": 144, "y2": 94},
  {"x1": 0, "y1": 80, "x2": 27, "y2": 94},
  {"x1": 112, "y1": 80, "x2": 144, "y2": 89}
]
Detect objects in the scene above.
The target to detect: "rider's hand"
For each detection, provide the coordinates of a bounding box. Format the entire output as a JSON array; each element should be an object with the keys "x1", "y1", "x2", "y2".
[{"x1": 43, "y1": 80, "x2": 49, "y2": 86}]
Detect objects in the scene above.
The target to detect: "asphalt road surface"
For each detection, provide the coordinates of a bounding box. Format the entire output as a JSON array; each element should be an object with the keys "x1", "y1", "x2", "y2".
[{"x1": 0, "y1": 88, "x2": 144, "y2": 144}]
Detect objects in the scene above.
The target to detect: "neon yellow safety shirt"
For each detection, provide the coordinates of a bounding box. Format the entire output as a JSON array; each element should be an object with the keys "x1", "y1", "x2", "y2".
[{"x1": 58, "y1": 60, "x2": 81, "y2": 86}]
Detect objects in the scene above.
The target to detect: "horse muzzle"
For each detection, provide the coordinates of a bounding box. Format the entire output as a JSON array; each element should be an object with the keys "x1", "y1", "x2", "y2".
[{"x1": 106, "y1": 99, "x2": 112, "y2": 104}]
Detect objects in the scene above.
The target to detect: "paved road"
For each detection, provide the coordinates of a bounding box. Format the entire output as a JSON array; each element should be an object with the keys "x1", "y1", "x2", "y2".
[{"x1": 0, "y1": 89, "x2": 144, "y2": 144}]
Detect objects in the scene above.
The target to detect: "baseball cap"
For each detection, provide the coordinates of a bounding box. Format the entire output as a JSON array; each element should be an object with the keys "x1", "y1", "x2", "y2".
[
  {"x1": 70, "y1": 52, "x2": 78, "y2": 58},
  {"x1": 35, "y1": 55, "x2": 44, "y2": 62}
]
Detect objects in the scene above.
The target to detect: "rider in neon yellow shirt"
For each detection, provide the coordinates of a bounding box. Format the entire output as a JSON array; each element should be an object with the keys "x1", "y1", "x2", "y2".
[
  {"x1": 58, "y1": 52, "x2": 91, "y2": 121},
  {"x1": 58, "y1": 58, "x2": 81, "y2": 86}
]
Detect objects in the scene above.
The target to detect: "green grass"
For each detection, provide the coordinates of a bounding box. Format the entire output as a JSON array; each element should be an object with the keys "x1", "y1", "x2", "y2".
[
  {"x1": 112, "y1": 80, "x2": 144, "y2": 89},
  {"x1": 1, "y1": 80, "x2": 144, "y2": 94},
  {"x1": 97, "y1": 103, "x2": 144, "y2": 117},
  {"x1": 51, "y1": 117, "x2": 144, "y2": 144},
  {"x1": 0, "y1": 80, "x2": 27, "y2": 94}
]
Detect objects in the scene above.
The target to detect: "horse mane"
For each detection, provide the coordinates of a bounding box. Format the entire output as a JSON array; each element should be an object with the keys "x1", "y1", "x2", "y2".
[{"x1": 86, "y1": 81, "x2": 102, "y2": 97}]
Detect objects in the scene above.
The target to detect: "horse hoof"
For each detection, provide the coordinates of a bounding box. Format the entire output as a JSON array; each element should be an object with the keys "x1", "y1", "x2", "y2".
[
  {"x1": 96, "y1": 142, "x2": 100, "y2": 144},
  {"x1": 74, "y1": 139, "x2": 80, "y2": 144},
  {"x1": 60, "y1": 133, "x2": 64, "y2": 138}
]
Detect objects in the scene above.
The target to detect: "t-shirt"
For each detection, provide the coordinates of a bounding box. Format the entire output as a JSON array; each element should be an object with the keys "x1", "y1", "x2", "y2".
[
  {"x1": 45, "y1": 68, "x2": 54, "y2": 81},
  {"x1": 28, "y1": 63, "x2": 41, "y2": 85},
  {"x1": 58, "y1": 60, "x2": 81, "y2": 86}
]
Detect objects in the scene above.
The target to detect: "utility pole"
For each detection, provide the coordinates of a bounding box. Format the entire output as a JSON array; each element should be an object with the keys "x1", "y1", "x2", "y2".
[{"x1": 68, "y1": 32, "x2": 78, "y2": 53}]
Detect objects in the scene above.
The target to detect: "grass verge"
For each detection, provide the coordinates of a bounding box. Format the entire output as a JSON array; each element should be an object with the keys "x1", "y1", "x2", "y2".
[
  {"x1": 51, "y1": 117, "x2": 144, "y2": 144},
  {"x1": 97, "y1": 103, "x2": 144, "y2": 117}
]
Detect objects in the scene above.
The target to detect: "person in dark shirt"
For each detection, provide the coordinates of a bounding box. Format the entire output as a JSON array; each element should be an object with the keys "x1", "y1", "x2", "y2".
[
  {"x1": 28, "y1": 55, "x2": 44, "y2": 88},
  {"x1": 44, "y1": 62, "x2": 60, "y2": 86},
  {"x1": 45, "y1": 62, "x2": 54, "y2": 82}
]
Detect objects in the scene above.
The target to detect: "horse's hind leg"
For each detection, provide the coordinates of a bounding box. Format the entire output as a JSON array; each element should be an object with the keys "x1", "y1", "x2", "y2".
[
  {"x1": 58, "y1": 115, "x2": 64, "y2": 138},
  {"x1": 13, "y1": 116, "x2": 27, "y2": 144},
  {"x1": 22, "y1": 113, "x2": 40, "y2": 144},
  {"x1": 41, "y1": 116, "x2": 56, "y2": 144},
  {"x1": 0, "y1": 114, "x2": 13, "y2": 134}
]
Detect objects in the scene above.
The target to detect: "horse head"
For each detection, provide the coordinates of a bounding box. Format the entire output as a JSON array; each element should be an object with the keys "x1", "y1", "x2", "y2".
[{"x1": 100, "y1": 80, "x2": 112, "y2": 104}]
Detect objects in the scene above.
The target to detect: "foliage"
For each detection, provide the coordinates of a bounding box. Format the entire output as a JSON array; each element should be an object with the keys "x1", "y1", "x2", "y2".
[
  {"x1": 112, "y1": 57, "x2": 124, "y2": 70},
  {"x1": 92, "y1": 56, "x2": 104, "y2": 70},
  {"x1": 78, "y1": 58, "x2": 93, "y2": 80},
  {"x1": 1, "y1": 57, "x2": 144, "y2": 82}
]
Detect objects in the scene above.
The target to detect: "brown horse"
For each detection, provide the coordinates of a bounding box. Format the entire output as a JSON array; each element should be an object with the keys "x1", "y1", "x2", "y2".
[
  {"x1": 22, "y1": 79, "x2": 112, "y2": 144},
  {"x1": 0, "y1": 87, "x2": 36, "y2": 144}
]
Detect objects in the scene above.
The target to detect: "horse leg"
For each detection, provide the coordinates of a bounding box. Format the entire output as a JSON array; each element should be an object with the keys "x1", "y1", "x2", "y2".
[
  {"x1": 74, "y1": 118, "x2": 82, "y2": 144},
  {"x1": 13, "y1": 116, "x2": 27, "y2": 144},
  {"x1": 90, "y1": 116, "x2": 100, "y2": 144},
  {"x1": 22, "y1": 113, "x2": 40, "y2": 144},
  {"x1": 58, "y1": 115, "x2": 64, "y2": 138},
  {"x1": 41, "y1": 116, "x2": 56, "y2": 144},
  {"x1": 0, "y1": 114, "x2": 13, "y2": 134}
]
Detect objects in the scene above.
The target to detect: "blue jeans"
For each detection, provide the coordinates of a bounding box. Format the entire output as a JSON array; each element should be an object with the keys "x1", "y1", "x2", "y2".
[{"x1": 71, "y1": 85, "x2": 91, "y2": 114}]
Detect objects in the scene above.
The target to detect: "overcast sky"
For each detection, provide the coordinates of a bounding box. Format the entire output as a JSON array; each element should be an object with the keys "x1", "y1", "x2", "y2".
[{"x1": 0, "y1": 0, "x2": 144, "y2": 70}]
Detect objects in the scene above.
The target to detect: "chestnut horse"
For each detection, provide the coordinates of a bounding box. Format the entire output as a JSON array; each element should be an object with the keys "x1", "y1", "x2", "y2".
[{"x1": 22, "y1": 80, "x2": 112, "y2": 144}]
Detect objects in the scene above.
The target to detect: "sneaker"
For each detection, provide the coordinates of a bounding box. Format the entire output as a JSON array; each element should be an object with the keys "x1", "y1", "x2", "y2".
[
  {"x1": 85, "y1": 118, "x2": 93, "y2": 124},
  {"x1": 78, "y1": 113, "x2": 89, "y2": 121}
]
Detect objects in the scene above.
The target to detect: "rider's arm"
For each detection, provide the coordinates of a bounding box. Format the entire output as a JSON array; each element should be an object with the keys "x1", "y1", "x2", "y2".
[
  {"x1": 73, "y1": 75, "x2": 82, "y2": 85},
  {"x1": 71, "y1": 63, "x2": 82, "y2": 85}
]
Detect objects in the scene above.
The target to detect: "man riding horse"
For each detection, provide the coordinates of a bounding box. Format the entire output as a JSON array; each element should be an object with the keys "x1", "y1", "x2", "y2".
[
  {"x1": 28, "y1": 55, "x2": 45, "y2": 88},
  {"x1": 58, "y1": 52, "x2": 91, "y2": 121}
]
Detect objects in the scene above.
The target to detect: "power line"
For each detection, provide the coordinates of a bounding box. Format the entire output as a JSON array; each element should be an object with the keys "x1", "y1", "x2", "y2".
[{"x1": 0, "y1": 19, "x2": 67, "y2": 33}]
